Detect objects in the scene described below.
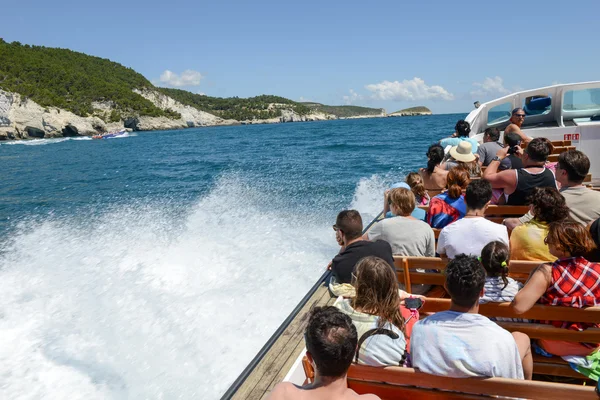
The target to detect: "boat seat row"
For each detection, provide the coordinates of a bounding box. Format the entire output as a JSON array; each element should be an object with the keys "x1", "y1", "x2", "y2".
[
  {"x1": 394, "y1": 256, "x2": 539, "y2": 291},
  {"x1": 301, "y1": 359, "x2": 598, "y2": 399}
]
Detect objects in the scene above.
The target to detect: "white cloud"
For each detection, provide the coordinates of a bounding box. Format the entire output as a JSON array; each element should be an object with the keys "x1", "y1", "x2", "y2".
[
  {"x1": 343, "y1": 89, "x2": 363, "y2": 105},
  {"x1": 157, "y1": 69, "x2": 203, "y2": 87},
  {"x1": 470, "y1": 76, "x2": 510, "y2": 98},
  {"x1": 365, "y1": 77, "x2": 454, "y2": 101}
]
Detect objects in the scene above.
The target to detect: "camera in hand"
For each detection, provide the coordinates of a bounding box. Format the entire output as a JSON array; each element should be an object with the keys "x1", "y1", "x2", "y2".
[
  {"x1": 507, "y1": 145, "x2": 520, "y2": 155},
  {"x1": 405, "y1": 297, "x2": 424, "y2": 310}
]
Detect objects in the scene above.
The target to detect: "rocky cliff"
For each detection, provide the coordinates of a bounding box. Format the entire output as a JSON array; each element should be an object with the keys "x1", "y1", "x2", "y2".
[{"x1": 0, "y1": 88, "x2": 338, "y2": 140}]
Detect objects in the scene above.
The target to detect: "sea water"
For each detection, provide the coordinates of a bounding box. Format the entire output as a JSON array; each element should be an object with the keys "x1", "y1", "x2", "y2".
[{"x1": 0, "y1": 114, "x2": 464, "y2": 399}]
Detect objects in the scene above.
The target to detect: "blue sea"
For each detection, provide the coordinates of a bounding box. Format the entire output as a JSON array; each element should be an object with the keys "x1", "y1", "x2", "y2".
[{"x1": 0, "y1": 114, "x2": 464, "y2": 399}]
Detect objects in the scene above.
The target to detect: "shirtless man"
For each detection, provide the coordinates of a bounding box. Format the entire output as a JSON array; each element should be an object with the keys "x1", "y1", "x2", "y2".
[
  {"x1": 504, "y1": 108, "x2": 532, "y2": 144},
  {"x1": 267, "y1": 307, "x2": 380, "y2": 400}
]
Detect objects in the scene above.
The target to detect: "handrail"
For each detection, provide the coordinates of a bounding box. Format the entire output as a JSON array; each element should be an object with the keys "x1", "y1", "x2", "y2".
[{"x1": 220, "y1": 210, "x2": 384, "y2": 399}]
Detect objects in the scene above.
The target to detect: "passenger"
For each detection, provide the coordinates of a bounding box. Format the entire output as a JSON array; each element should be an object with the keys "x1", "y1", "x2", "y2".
[
  {"x1": 419, "y1": 144, "x2": 448, "y2": 191},
  {"x1": 410, "y1": 254, "x2": 532, "y2": 379},
  {"x1": 383, "y1": 183, "x2": 426, "y2": 221},
  {"x1": 329, "y1": 210, "x2": 395, "y2": 288},
  {"x1": 369, "y1": 188, "x2": 435, "y2": 258},
  {"x1": 426, "y1": 167, "x2": 470, "y2": 229},
  {"x1": 504, "y1": 150, "x2": 600, "y2": 229},
  {"x1": 442, "y1": 141, "x2": 481, "y2": 177},
  {"x1": 504, "y1": 108, "x2": 533, "y2": 144},
  {"x1": 477, "y1": 127, "x2": 506, "y2": 167},
  {"x1": 437, "y1": 179, "x2": 508, "y2": 259},
  {"x1": 512, "y1": 221, "x2": 600, "y2": 357},
  {"x1": 502, "y1": 132, "x2": 524, "y2": 170},
  {"x1": 406, "y1": 172, "x2": 430, "y2": 206},
  {"x1": 510, "y1": 187, "x2": 569, "y2": 261},
  {"x1": 439, "y1": 119, "x2": 479, "y2": 153},
  {"x1": 588, "y1": 217, "x2": 600, "y2": 262},
  {"x1": 267, "y1": 306, "x2": 381, "y2": 400},
  {"x1": 554, "y1": 150, "x2": 600, "y2": 224},
  {"x1": 479, "y1": 241, "x2": 522, "y2": 303},
  {"x1": 482, "y1": 137, "x2": 557, "y2": 206},
  {"x1": 334, "y1": 257, "x2": 409, "y2": 367}
]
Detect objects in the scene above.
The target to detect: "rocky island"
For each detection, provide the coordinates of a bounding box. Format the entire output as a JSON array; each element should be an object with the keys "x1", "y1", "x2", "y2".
[
  {"x1": 388, "y1": 106, "x2": 432, "y2": 117},
  {"x1": 0, "y1": 40, "x2": 387, "y2": 140}
]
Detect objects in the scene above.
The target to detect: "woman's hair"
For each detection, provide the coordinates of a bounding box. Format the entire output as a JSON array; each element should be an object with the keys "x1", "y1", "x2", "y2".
[
  {"x1": 352, "y1": 256, "x2": 404, "y2": 332},
  {"x1": 529, "y1": 187, "x2": 569, "y2": 223},
  {"x1": 455, "y1": 160, "x2": 481, "y2": 177},
  {"x1": 389, "y1": 188, "x2": 416, "y2": 216},
  {"x1": 426, "y1": 144, "x2": 445, "y2": 174},
  {"x1": 406, "y1": 172, "x2": 427, "y2": 200},
  {"x1": 455, "y1": 120, "x2": 471, "y2": 137},
  {"x1": 446, "y1": 166, "x2": 470, "y2": 199},
  {"x1": 546, "y1": 220, "x2": 597, "y2": 257},
  {"x1": 480, "y1": 241, "x2": 510, "y2": 290}
]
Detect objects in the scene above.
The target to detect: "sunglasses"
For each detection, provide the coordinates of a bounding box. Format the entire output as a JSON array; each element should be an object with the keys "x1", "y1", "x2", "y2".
[
  {"x1": 514, "y1": 114, "x2": 526, "y2": 118},
  {"x1": 332, "y1": 224, "x2": 340, "y2": 232}
]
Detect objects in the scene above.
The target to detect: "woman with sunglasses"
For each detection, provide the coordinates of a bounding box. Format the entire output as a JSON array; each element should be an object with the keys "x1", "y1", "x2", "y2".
[
  {"x1": 334, "y1": 256, "x2": 419, "y2": 367},
  {"x1": 512, "y1": 221, "x2": 600, "y2": 356},
  {"x1": 505, "y1": 108, "x2": 532, "y2": 144}
]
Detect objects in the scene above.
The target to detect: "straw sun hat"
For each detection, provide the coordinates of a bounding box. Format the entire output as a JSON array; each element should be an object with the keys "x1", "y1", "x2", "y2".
[{"x1": 449, "y1": 141, "x2": 476, "y2": 162}]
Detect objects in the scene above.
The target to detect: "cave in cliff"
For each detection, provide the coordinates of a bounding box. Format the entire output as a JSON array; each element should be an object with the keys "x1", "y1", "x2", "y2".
[
  {"x1": 61, "y1": 124, "x2": 79, "y2": 137},
  {"x1": 25, "y1": 126, "x2": 45, "y2": 138}
]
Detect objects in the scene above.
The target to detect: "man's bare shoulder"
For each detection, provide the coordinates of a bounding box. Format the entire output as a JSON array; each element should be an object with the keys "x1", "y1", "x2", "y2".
[
  {"x1": 267, "y1": 382, "x2": 381, "y2": 400},
  {"x1": 266, "y1": 382, "x2": 299, "y2": 400}
]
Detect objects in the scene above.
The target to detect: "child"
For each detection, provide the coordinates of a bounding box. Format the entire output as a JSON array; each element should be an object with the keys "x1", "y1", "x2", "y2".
[
  {"x1": 479, "y1": 241, "x2": 522, "y2": 303},
  {"x1": 406, "y1": 172, "x2": 430, "y2": 206}
]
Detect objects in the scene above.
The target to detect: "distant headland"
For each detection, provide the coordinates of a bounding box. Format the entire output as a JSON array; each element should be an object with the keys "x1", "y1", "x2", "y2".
[
  {"x1": 388, "y1": 106, "x2": 432, "y2": 117},
  {"x1": 0, "y1": 40, "x2": 432, "y2": 140}
]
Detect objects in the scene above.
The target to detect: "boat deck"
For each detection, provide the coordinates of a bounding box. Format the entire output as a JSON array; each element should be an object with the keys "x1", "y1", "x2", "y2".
[{"x1": 230, "y1": 281, "x2": 335, "y2": 400}]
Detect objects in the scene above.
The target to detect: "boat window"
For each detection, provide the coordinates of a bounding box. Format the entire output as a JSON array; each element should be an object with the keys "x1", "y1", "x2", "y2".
[
  {"x1": 523, "y1": 95, "x2": 551, "y2": 116},
  {"x1": 563, "y1": 88, "x2": 600, "y2": 111},
  {"x1": 487, "y1": 102, "x2": 511, "y2": 125}
]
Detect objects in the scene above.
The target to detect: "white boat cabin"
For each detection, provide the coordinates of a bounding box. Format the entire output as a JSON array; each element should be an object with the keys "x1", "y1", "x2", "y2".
[{"x1": 466, "y1": 81, "x2": 600, "y2": 177}]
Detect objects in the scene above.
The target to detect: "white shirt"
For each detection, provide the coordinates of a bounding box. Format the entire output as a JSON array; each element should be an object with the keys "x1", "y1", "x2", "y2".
[
  {"x1": 410, "y1": 311, "x2": 524, "y2": 379},
  {"x1": 437, "y1": 217, "x2": 509, "y2": 259}
]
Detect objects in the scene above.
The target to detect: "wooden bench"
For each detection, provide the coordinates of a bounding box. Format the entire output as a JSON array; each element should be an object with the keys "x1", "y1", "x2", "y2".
[
  {"x1": 302, "y1": 358, "x2": 598, "y2": 399},
  {"x1": 346, "y1": 365, "x2": 598, "y2": 399},
  {"x1": 394, "y1": 257, "x2": 542, "y2": 293}
]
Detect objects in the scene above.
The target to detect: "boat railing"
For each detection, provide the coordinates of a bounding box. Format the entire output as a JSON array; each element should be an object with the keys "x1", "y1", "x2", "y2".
[{"x1": 220, "y1": 211, "x2": 384, "y2": 399}]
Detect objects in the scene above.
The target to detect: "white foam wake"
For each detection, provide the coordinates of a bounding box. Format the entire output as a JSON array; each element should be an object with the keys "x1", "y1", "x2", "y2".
[
  {"x1": 0, "y1": 171, "x2": 388, "y2": 399},
  {"x1": 1, "y1": 137, "x2": 93, "y2": 146}
]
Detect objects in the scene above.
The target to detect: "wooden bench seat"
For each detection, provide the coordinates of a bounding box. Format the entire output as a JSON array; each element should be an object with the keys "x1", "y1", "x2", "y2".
[
  {"x1": 346, "y1": 365, "x2": 598, "y2": 399},
  {"x1": 395, "y1": 257, "x2": 542, "y2": 292}
]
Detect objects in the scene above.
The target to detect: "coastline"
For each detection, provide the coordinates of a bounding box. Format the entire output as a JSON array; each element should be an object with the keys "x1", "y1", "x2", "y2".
[{"x1": 0, "y1": 88, "x2": 432, "y2": 141}]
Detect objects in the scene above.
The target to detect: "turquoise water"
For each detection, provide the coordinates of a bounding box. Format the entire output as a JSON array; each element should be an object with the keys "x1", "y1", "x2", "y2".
[{"x1": 0, "y1": 114, "x2": 463, "y2": 399}]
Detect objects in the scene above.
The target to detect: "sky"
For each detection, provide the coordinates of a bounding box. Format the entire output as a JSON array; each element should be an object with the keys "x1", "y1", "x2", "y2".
[{"x1": 2, "y1": 0, "x2": 599, "y2": 113}]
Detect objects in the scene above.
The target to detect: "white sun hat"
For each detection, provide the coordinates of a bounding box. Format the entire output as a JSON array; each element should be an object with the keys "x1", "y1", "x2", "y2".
[{"x1": 449, "y1": 141, "x2": 476, "y2": 162}]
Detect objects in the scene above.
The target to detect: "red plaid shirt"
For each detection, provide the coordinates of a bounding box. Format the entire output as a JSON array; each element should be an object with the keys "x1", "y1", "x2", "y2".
[{"x1": 539, "y1": 256, "x2": 600, "y2": 338}]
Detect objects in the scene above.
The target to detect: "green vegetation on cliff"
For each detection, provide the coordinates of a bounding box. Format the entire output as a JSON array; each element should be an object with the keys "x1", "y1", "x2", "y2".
[
  {"x1": 158, "y1": 88, "x2": 310, "y2": 121},
  {"x1": 391, "y1": 106, "x2": 431, "y2": 114},
  {"x1": 302, "y1": 103, "x2": 383, "y2": 118},
  {"x1": 0, "y1": 39, "x2": 181, "y2": 119}
]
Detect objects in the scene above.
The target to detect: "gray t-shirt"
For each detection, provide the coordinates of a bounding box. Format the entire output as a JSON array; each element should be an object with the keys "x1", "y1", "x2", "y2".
[
  {"x1": 561, "y1": 186, "x2": 600, "y2": 225},
  {"x1": 477, "y1": 141, "x2": 511, "y2": 170},
  {"x1": 367, "y1": 216, "x2": 435, "y2": 257},
  {"x1": 477, "y1": 141, "x2": 503, "y2": 166}
]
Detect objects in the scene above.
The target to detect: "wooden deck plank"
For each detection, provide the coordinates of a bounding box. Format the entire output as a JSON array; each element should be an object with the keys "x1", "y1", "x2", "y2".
[
  {"x1": 232, "y1": 283, "x2": 333, "y2": 400},
  {"x1": 253, "y1": 288, "x2": 334, "y2": 400}
]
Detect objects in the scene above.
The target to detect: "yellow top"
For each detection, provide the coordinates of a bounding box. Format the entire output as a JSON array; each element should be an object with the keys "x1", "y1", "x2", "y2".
[{"x1": 510, "y1": 219, "x2": 556, "y2": 262}]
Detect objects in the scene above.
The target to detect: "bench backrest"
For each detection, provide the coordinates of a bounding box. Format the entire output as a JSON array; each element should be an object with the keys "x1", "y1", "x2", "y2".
[
  {"x1": 395, "y1": 257, "x2": 542, "y2": 292},
  {"x1": 346, "y1": 365, "x2": 598, "y2": 399}
]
